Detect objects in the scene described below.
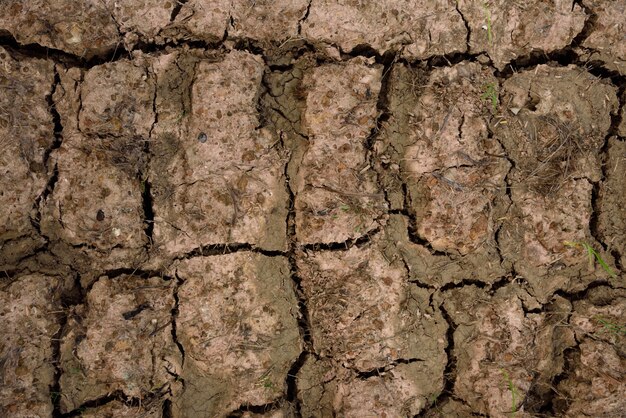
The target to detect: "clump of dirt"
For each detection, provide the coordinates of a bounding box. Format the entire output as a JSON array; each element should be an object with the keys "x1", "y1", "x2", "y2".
[
  {"x1": 150, "y1": 50, "x2": 289, "y2": 261},
  {"x1": 1, "y1": 275, "x2": 71, "y2": 417},
  {"x1": 556, "y1": 286, "x2": 626, "y2": 417},
  {"x1": 457, "y1": 0, "x2": 586, "y2": 70},
  {"x1": 497, "y1": 65, "x2": 617, "y2": 192},
  {"x1": 399, "y1": 61, "x2": 509, "y2": 256},
  {"x1": 579, "y1": 0, "x2": 626, "y2": 75},
  {"x1": 58, "y1": 275, "x2": 179, "y2": 412},
  {"x1": 78, "y1": 399, "x2": 163, "y2": 418},
  {"x1": 301, "y1": 1, "x2": 466, "y2": 59},
  {"x1": 295, "y1": 229, "x2": 448, "y2": 415},
  {"x1": 173, "y1": 253, "x2": 301, "y2": 417},
  {"x1": 0, "y1": 48, "x2": 54, "y2": 269},
  {"x1": 0, "y1": 1, "x2": 120, "y2": 58},
  {"x1": 376, "y1": 62, "x2": 510, "y2": 285},
  {"x1": 294, "y1": 58, "x2": 386, "y2": 244},
  {"x1": 435, "y1": 285, "x2": 575, "y2": 417},
  {"x1": 299, "y1": 357, "x2": 436, "y2": 417},
  {"x1": 297, "y1": 238, "x2": 447, "y2": 372},
  {"x1": 496, "y1": 65, "x2": 619, "y2": 302}
]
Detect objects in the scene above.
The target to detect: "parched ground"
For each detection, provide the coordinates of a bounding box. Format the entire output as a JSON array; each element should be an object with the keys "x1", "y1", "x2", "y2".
[{"x1": 1, "y1": 1, "x2": 625, "y2": 417}]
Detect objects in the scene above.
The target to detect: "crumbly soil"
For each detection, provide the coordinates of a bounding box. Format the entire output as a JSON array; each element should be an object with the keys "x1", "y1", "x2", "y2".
[{"x1": 1, "y1": 1, "x2": 625, "y2": 417}]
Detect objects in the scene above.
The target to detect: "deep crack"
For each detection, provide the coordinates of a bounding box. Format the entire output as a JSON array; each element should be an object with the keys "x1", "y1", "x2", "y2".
[
  {"x1": 300, "y1": 227, "x2": 381, "y2": 252},
  {"x1": 31, "y1": 67, "x2": 63, "y2": 239},
  {"x1": 174, "y1": 243, "x2": 287, "y2": 260},
  {"x1": 454, "y1": 1, "x2": 471, "y2": 53},
  {"x1": 283, "y1": 159, "x2": 313, "y2": 417},
  {"x1": 297, "y1": 0, "x2": 312, "y2": 36},
  {"x1": 170, "y1": 273, "x2": 186, "y2": 391}
]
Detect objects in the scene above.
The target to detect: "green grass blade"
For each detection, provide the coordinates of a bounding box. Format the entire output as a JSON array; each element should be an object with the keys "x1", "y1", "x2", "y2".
[{"x1": 582, "y1": 243, "x2": 617, "y2": 278}]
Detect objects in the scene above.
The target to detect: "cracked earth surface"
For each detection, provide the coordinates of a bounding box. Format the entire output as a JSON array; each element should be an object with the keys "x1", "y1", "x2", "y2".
[{"x1": 1, "y1": 1, "x2": 625, "y2": 417}]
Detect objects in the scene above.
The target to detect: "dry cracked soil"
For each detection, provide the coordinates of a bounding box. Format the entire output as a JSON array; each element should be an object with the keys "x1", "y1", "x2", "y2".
[{"x1": 1, "y1": 1, "x2": 625, "y2": 417}]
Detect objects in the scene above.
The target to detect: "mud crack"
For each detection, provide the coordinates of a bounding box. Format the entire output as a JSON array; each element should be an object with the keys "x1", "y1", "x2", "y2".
[
  {"x1": 454, "y1": 0, "x2": 471, "y2": 53},
  {"x1": 56, "y1": 386, "x2": 170, "y2": 418},
  {"x1": 142, "y1": 68, "x2": 158, "y2": 247},
  {"x1": 225, "y1": 399, "x2": 287, "y2": 418},
  {"x1": 300, "y1": 226, "x2": 381, "y2": 252},
  {"x1": 174, "y1": 243, "x2": 286, "y2": 260},
  {"x1": 284, "y1": 161, "x2": 314, "y2": 416},
  {"x1": 353, "y1": 358, "x2": 424, "y2": 379},
  {"x1": 50, "y1": 272, "x2": 85, "y2": 417},
  {"x1": 297, "y1": 0, "x2": 312, "y2": 36},
  {"x1": 31, "y1": 66, "x2": 63, "y2": 240},
  {"x1": 170, "y1": 273, "x2": 186, "y2": 390}
]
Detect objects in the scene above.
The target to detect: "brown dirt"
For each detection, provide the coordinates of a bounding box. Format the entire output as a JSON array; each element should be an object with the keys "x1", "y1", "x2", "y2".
[{"x1": 1, "y1": 1, "x2": 625, "y2": 417}]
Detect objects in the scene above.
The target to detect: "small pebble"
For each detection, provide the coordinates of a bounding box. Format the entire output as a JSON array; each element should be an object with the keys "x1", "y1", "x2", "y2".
[
  {"x1": 198, "y1": 132, "x2": 208, "y2": 143},
  {"x1": 96, "y1": 209, "x2": 105, "y2": 221}
]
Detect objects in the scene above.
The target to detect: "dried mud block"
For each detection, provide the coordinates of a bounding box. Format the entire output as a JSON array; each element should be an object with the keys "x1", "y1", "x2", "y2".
[
  {"x1": 0, "y1": 49, "x2": 54, "y2": 267},
  {"x1": 496, "y1": 66, "x2": 619, "y2": 300},
  {"x1": 172, "y1": 0, "x2": 307, "y2": 44},
  {"x1": 173, "y1": 253, "x2": 301, "y2": 417},
  {"x1": 297, "y1": 243, "x2": 447, "y2": 373},
  {"x1": 40, "y1": 145, "x2": 147, "y2": 265},
  {"x1": 457, "y1": 0, "x2": 586, "y2": 70},
  {"x1": 557, "y1": 339, "x2": 626, "y2": 417},
  {"x1": 170, "y1": 0, "x2": 230, "y2": 41},
  {"x1": 0, "y1": 1, "x2": 119, "y2": 58},
  {"x1": 103, "y1": 0, "x2": 175, "y2": 44},
  {"x1": 500, "y1": 180, "x2": 597, "y2": 295},
  {"x1": 569, "y1": 287, "x2": 625, "y2": 353},
  {"x1": 79, "y1": 59, "x2": 156, "y2": 138},
  {"x1": 383, "y1": 215, "x2": 507, "y2": 287},
  {"x1": 497, "y1": 65, "x2": 617, "y2": 187},
  {"x1": 229, "y1": 0, "x2": 309, "y2": 41},
  {"x1": 439, "y1": 286, "x2": 576, "y2": 418},
  {"x1": 299, "y1": 357, "x2": 440, "y2": 417},
  {"x1": 39, "y1": 59, "x2": 155, "y2": 273},
  {"x1": 151, "y1": 51, "x2": 288, "y2": 257},
  {"x1": 396, "y1": 62, "x2": 509, "y2": 259},
  {"x1": 301, "y1": 0, "x2": 466, "y2": 59},
  {"x1": 79, "y1": 400, "x2": 163, "y2": 418},
  {"x1": 59, "y1": 276, "x2": 178, "y2": 413},
  {"x1": 598, "y1": 138, "x2": 626, "y2": 269},
  {"x1": 581, "y1": 0, "x2": 626, "y2": 75},
  {"x1": 295, "y1": 59, "x2": 386, "y2": 244},
  {"x1": 0, "y1": 275, "x2": 66, "y2": 417}
]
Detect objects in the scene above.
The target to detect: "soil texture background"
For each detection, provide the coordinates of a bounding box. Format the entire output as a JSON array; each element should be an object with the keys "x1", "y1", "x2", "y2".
[{"x1": 1, "y1": 1, "x2": 625, "y2": 417}]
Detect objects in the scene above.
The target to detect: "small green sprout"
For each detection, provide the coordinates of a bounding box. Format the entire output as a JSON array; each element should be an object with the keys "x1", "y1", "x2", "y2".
[
  {"x1": 429, "y1": 392, "x2": 440, "y2": 406},
  {"x1": 339, "y1": 204, "x2": 350, "y2": 212},
  {"x1": 259, "y1": 376, "x2": 274, "y2": 390},
  {"x1": 482, "y1": 2, "x2": 493, "y2": 45},
  {"x1": 481, "y1": 82, "x2": 499, "y2": 113},
  {"x1": 257, "y1": 368, "x2": 275, "y2": 391},
  {"x1": 50, "y1": 391, "x2": 61, "y2": 403},
  {"x1": 594, "y1": 316, "x2": 626, "y2": 336},
  {"x1": 564, "y1": 241, "x2": 618, "y2": 278},
  {"x1": 501, "y1": 370, "x2": 518, "y2": 417}
]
